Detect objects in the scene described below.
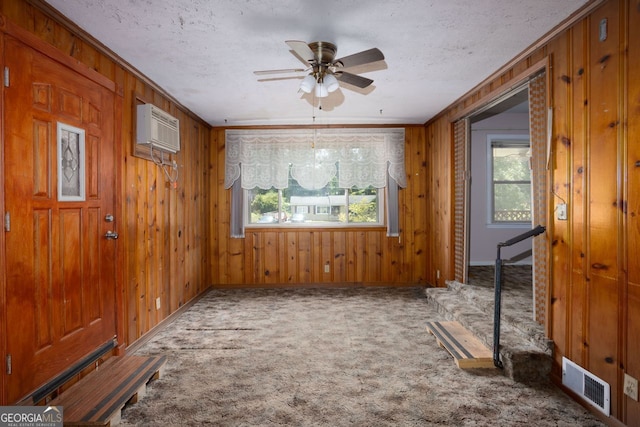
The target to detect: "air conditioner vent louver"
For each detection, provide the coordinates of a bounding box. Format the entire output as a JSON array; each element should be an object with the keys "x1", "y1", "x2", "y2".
[
  {"x1": 136, "y1": 104, "x2": 180, "y2": 153},
  {"x1": 562, "y1": 357, "x2": 610, "y2": 416}
]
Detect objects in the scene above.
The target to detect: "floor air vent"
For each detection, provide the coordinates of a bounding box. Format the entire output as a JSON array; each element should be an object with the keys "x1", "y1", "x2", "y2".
[{"x1": 562, "y1": 357, "x2": 610, "y2": 416}]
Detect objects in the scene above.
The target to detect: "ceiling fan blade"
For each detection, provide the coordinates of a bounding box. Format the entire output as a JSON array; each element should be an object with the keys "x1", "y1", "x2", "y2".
[
  {"x1": 254, "y1": 68, "x2": 306, "y2": 75},
  {"x1": 335, "y1": 71, "x2": 373, "y2": 88},
  {"x1": 257, "y1": 76, "x2": 304, "y2": 82},
  {"x1": 335, "y1": 48, "x2": 384, "y2": 69},
  {"x1": 285, "y1": 40, "x2": 315, "y2": 62}
]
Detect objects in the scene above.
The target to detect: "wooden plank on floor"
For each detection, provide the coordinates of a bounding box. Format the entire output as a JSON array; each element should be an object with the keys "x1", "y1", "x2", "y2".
[
  {"x1": 426, "y1": 321, "x2": 494, "y2": 369},
  {"x1": 49, "y1": 355, "x2": 166, "y2": 426}
]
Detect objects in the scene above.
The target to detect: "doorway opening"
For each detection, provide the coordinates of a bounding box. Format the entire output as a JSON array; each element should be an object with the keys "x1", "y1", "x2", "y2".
[
  {"x1": 467, "y1": 88, "x2": 536, "y2": 321},
  {"x1": 453, "y1": 70, "x2": 548, "y2": 326}
]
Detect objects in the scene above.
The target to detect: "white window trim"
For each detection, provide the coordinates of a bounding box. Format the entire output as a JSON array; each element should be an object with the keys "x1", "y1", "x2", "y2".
[{"x1": 486, "y1": 134, "x2": 531, "y2": 226}]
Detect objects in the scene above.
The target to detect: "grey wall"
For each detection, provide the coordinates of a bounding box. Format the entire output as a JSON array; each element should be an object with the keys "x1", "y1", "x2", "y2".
[{"x1": 469, "y1": 112, "x2": 531, "y2": 265}]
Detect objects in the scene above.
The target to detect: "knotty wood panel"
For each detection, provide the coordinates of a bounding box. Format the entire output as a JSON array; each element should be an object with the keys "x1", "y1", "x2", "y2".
[
  {"x1": 547, "y1": 31, "x2": 571, "y2": 372},
  {"x1": 586, "y1": 2, "x2": 621, "y2": 414},
  {"x1": 626, "y1": 0, "x2": 640, "y2": 424},
  {"x1": 120, "y1": 79, "x2": 210, "y2": 345},
  {"x1": 568, "y1": 19, "x2": 588, "y2": 367},
  {"x1": 424, "y1": 1, "x2": 638, "y2": 424},
  {"x1": 209, "y1": 126, "x2": 428, "y2": 287}
]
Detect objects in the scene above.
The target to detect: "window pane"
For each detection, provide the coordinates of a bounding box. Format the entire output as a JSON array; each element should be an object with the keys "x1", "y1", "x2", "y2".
[
  {"x1": 249, "y1": 188, "x2": 282, "y2": 224},
  {"x1": 494, "y1": 183, "x2": 531, "y2": 222},
  {"x1": 493, "y1": 146, "x2": 530, "y2": 181},
  {"x1": 348, "y1": 187, "x2": 379, "y2": 223},
  {"x1": 247, "y1": 165, "x2": 381, "y2": 226}
]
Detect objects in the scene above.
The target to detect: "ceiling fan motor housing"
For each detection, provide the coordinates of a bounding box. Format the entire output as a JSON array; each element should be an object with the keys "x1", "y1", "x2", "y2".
[{"x1": 308, "y1": 41, "x2": 337, "y2": 65}]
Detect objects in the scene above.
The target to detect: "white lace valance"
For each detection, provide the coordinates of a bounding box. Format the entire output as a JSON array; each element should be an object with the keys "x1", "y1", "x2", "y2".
[{"x1": 224, "y1": 128, "x2": 406, "y2": 190}]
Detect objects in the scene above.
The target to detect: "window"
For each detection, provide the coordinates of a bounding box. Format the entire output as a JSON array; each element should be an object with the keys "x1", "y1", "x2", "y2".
[
  {"x1": 246, "y1": 168, "x2": 382, "y2": 227},
  {"x1": 489, "y1": 136, "x2": 531, "y2": 224},
  {"x1": 225, "y1": 128, "x2": 405, "y2": 237}
]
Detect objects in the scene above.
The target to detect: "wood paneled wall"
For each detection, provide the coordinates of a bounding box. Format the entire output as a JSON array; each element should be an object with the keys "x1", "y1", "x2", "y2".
[
  {"x1": 425, "y1": 1, "x2": 639, "y2": 424},
  {"x1": 210, "y1": 127, "x2": 429, "y2": 287},
  {"x1": 1, "y1": 1, "x2": 211, "y2": 351}
]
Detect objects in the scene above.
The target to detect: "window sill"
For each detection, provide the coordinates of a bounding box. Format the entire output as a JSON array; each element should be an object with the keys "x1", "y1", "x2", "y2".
[
  {"x1": 245, "y1": 223, "x2": 386, "y2": 231},
  {"x1": 486, "y1": 222, "x2": 532, "y2": 229}
]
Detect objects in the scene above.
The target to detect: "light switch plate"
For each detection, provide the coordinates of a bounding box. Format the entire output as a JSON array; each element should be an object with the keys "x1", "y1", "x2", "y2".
[{"x1": 557, "y1": 203, "x2": 567, "y2": 220}]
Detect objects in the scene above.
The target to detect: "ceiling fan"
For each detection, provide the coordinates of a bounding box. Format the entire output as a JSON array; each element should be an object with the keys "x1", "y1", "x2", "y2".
[{"x1": 254, "y1": 40, "x2": 384, "y2": 98}]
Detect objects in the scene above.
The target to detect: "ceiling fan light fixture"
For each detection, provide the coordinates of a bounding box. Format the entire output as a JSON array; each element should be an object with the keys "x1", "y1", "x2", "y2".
[
  {"x1": 315, "y1": 83, "x2": 329, "y2": 98},
  {"x1": 299, "y1": 74, "x2": 316, "y2": 93},
  {"x1": 324, "y1": 73, "x2": 339, "y2": 92}
]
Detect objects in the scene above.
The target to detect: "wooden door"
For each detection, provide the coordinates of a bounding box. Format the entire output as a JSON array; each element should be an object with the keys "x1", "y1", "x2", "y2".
[{"x1": 3, "y1": 36, "x2": 117, "y2": 403}]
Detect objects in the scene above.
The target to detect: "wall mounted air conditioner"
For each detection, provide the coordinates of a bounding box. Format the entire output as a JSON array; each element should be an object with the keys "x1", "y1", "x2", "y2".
[{"x1": 136, "y1": 103, "x2": 180, "y2": 153}]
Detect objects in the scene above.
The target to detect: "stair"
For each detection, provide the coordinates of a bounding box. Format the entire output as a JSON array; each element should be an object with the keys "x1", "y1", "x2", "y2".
[
  {"x1": 48, "y1": 355, "x2": 166, "y2": 426},
  {"x1": 426, "y1": 320, "x2": 495, "y2": 369},
  {"x1": 425, "y1": 280, "x2": 553, "y2": 384}
]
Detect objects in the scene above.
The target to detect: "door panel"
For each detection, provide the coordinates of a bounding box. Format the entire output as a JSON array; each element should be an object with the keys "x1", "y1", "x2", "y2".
[{"x1": 4, "y1": 36, "x2": 117, "y2": 403}]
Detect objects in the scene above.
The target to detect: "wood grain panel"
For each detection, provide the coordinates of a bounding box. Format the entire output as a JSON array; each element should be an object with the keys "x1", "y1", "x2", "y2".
[
  {"x1": 34, "y1": 209, "x2": 53, "y2": 349},
  {"x1": 32, "y1": 83, "x2": 51, "y2": 112},
  {"x1": 58, "y1": 89, "x2": 82, "y2": 121},
  {"x1": 60, "y1": 209, "x2": 83, "y2": 334},
  {"x1": 210, "y1": 126, "x2": 427, "y2": 288},
  {"x1": 84, "y1": 207, "x2": 100, "y2": 323},
  {"x1": 548, "y1": 32, "x2": 570, "y2": 369},
  {"x1": 32, "y1": 119, "x2": 51, "y2": 198},
  {"x1": 586, "y1": 3, "x2": 620, "y2": 414},
  {"x1": 625, "y1": 0, "x2": 640, "y2": 423},
  {"x1": 569, "y1": 19, "x2": 587, "y2": 366},
  {"x1": 86, "y1": 134, "x2": 99, "y2": 198}
]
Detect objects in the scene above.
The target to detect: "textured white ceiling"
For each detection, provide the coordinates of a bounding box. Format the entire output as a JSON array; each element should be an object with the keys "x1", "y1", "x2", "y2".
[{"x1": 44, "y1": 0, "x2": 588, "y2": 126}]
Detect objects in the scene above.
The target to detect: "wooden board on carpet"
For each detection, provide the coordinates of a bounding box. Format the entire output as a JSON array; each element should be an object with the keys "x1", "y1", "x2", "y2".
[
  {"x1": 426, "y1": 321, "x2": 495, "y2": 369},
  {"x1": 49, "y1": 355, "x2": 166, "y2": 426}
]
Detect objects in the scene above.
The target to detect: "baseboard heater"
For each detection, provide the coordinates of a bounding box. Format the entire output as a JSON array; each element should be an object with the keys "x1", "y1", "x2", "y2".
[{"x1": 562, "y1": 357, "x2": 610, "y2": 416}]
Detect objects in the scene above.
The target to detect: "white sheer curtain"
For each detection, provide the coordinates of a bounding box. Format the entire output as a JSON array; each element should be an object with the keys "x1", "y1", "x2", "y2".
[
  {"x1": 224, "y1": 128, "x2": 406, "y2": 238},
  {"x1": 224, "y1": 128, "x2": 406, "y2": 190}
]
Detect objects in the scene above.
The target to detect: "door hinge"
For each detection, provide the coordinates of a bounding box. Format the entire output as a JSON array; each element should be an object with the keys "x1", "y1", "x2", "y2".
[
  {"x1": 6, "y1": 354, "x2": 11, "y2": 375},
  {"x1": 3, "y1": 67, "x2": 9, "y2": 87},
  {"x1": 4, "y1": 212, "x2": 10, "y2": 232}
]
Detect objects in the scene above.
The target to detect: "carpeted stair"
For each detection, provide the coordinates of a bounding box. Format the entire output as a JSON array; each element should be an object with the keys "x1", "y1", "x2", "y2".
[{"x1": 425, "y1": 280, "x2": 553, "y2": 384}]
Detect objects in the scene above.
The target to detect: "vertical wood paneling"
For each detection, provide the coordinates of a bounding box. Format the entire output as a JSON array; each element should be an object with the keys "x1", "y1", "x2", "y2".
[
  {"x1": 424, "y1": 1, "x2": 639, "y2": 424},
  {"x1": 569, "y1": 20, "x2": 588, "y2": 367},
  {"x1": 210, "y1": 126, "x2": 428, "y2": 287},
  {"x1": 626, "y1": 0, "x2": 640, "y2": 422},
  {"x1": 586, "y1": 3, "x2": 620, "y2": 413},
  {"x1": 548, "y1": 32, "x2": 571, "y2": 371}
]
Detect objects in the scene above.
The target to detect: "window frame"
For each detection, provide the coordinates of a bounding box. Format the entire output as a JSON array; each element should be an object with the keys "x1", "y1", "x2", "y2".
[{"x1": 486, "y1": 134, "x2": 531, "y2": 227}]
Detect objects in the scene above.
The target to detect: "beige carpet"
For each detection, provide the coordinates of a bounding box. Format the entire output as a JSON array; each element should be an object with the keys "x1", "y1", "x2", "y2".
[{"x1": 120, "y1": 287, "x2": 603, "y2": 426}]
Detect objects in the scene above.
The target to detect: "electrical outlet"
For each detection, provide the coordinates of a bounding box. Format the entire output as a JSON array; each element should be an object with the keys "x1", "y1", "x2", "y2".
[
  {"x1": 155, "y1": 297, "x2": 161, "y2": 310},
  {"x1": 556, "y1": 203, "x2": 567, "y2": 221},
  {"x1": 624, "y1": 374, "x2": 638, "y2": 401},
  {"x1": 324, "y1": 264, "x2": 330, "y2": 273},
  {"x1": 436, "y1": 270, "x2": 440, "y2": 279}
]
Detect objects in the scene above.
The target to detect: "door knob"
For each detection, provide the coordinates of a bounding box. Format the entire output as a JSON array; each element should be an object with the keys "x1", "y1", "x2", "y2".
[{"x1": 104, "y1": 231, "x2": 119, "y2": 240}]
